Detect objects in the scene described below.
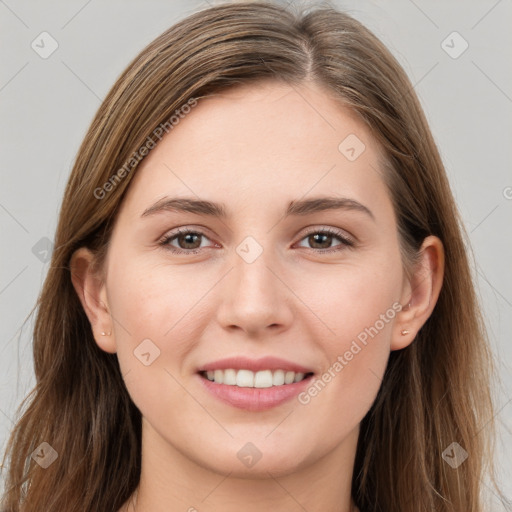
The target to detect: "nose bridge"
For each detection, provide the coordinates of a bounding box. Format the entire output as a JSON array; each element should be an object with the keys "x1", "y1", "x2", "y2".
[
  {"x1": 232, "y1": 236, "x2": 280, "y2": 304},
  {"x1": 216, "y1": 234, "x2": 292, "y2": 333}
]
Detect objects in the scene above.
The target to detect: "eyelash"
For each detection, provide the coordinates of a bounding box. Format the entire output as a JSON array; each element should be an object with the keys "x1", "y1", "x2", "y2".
[{"x1": 158, "y1": 226, "x2": 355, "y2": 255}]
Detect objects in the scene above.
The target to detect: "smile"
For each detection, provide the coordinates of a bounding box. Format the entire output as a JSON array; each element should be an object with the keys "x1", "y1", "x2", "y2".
[{"x1": 200, "y1": 369, "x2": 313, "y2": 388}]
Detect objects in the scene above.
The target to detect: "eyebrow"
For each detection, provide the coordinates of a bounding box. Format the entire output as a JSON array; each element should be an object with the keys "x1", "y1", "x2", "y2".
[{"x1": 141, "y1": 196, "x2": 375, "y2": 221}]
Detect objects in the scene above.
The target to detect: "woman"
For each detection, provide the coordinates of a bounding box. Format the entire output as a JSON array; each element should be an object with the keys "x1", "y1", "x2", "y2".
[{"x1": 1, "y1": 2, "x2": 506, "y2": 511}]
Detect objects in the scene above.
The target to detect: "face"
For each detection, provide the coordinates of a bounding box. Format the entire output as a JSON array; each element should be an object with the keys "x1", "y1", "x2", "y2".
[{"x1": 94, "y1": 80, "x2": 410, "y2": 476}]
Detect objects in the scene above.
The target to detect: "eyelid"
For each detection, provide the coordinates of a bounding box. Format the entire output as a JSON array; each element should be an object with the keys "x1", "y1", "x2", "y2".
[{"x1": 158, "y1": 224, "x2": 215, "y2": 241}]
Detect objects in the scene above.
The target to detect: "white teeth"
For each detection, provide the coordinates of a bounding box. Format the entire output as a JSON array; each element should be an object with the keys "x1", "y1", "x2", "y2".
[
  {"x1": 223, "y1": 369, "x2": 237, "y2": 385},
  {"x1": 203, "y1": 368, "x2": 310, "y2": 387},
  {"x1": 236, "y1": 369, "x2": 254, "y2": 387},
  {"x1": 254, "y1": 370, "x2": 273, "y2": 388},
  {"x1": 272, "y1": 369, "x2": 285, "y2": 386},
  {"x1": 284, "y1": 371, "x2": 295, "y2": 385}
]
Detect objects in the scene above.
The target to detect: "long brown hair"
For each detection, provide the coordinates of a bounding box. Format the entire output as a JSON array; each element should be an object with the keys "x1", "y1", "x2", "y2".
[{"x1": 1, "y1": 2, "x2": 506, "y2": 511}]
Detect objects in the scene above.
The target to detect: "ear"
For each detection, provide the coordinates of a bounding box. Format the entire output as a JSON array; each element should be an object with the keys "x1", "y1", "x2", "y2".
[
  {"x1": 391, "y1": 235, "x2": 445, "y2": 351},
  {"x1": 69, "y1": 247, "x2": 117, "y2": 354}
]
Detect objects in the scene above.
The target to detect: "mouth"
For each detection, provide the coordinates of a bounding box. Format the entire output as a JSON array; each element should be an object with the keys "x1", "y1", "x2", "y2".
[
  {"x1": 196, "y1": 361, "x2": 315, "y2": 411},
  {"x1": 196, "y1": 356, "x2": 316, "y2": 410},
  {"x1": 198, "y1": 368, "x2": 315, "y2": 388}
]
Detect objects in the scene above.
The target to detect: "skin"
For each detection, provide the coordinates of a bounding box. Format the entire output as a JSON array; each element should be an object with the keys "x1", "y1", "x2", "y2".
[{"x1": 70, "y1": 79, "x2": 444, "y2": 512}]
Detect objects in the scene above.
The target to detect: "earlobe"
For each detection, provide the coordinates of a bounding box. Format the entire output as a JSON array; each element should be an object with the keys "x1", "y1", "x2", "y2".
[
  {"x1": 391, "y1": 235, "x2": 445, "y2": 351},
  {"x1": 69, "y1": 247, "x2": 117, "y2": 354}
]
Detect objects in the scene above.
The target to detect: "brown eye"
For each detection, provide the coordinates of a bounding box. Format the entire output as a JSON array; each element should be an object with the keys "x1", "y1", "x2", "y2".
[
  {"x1": 159, "y1": 226, "x2": 355, "y2": 256},
  {"x1": 296, "y1": 228, "x2": 355, "y2": 253},
  {"x1": 174, "y1": 232, "x2": 203, "y2": 250},
  {"x1": 159, "y1": 228, "x2": 212, "y2": 254},
  {"x1": 306, "y1": 232, "x2": 334, "y2": 249}
]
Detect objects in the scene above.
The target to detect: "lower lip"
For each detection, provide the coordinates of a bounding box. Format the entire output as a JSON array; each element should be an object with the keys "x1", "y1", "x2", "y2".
[{"x1": 197, "y1": 373, "x2": 314, "y2": 411}]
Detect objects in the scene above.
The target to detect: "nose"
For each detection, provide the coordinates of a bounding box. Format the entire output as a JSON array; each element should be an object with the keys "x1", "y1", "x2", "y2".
[{"x1": 215, "y1": 246, "x2": 293, "y2": 337}]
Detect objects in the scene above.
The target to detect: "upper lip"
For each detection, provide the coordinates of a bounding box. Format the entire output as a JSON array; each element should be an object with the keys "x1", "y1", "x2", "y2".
[{"x1": 198, "y1": 356, "x2": 314, "y2": 374}]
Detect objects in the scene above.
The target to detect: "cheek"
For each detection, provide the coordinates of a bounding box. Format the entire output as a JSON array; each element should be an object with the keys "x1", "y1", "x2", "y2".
[
  {"x1": 295, "y1": 255, "x2": 401, "y2": 416},
  {"x1": 106, "y1": 259, "x2": 204, "y2": 424},
  {"x1": 106, "y1": 256, "x2": 216, "y2": 379},
  {"x1": 297, "y1": 251, "x2": 402, "y2": 343},
  {"x1": 108, "y1": 254, "x2": 194, "y2": 335}
]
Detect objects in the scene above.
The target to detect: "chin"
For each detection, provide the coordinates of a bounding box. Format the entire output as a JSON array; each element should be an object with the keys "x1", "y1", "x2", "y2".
[{"x1": 193, "y1": 440, "x2": 312, "y2": 478}]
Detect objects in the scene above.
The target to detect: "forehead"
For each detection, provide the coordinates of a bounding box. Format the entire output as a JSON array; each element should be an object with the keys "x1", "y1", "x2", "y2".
[{"x1": 118, "y1": 80, "x2": 391, "y2": 222}]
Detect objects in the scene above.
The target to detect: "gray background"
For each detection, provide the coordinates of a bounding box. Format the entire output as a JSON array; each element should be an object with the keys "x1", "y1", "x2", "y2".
[{"x1": 1, "y1": 0, "x2": 511, "y2": 505}]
